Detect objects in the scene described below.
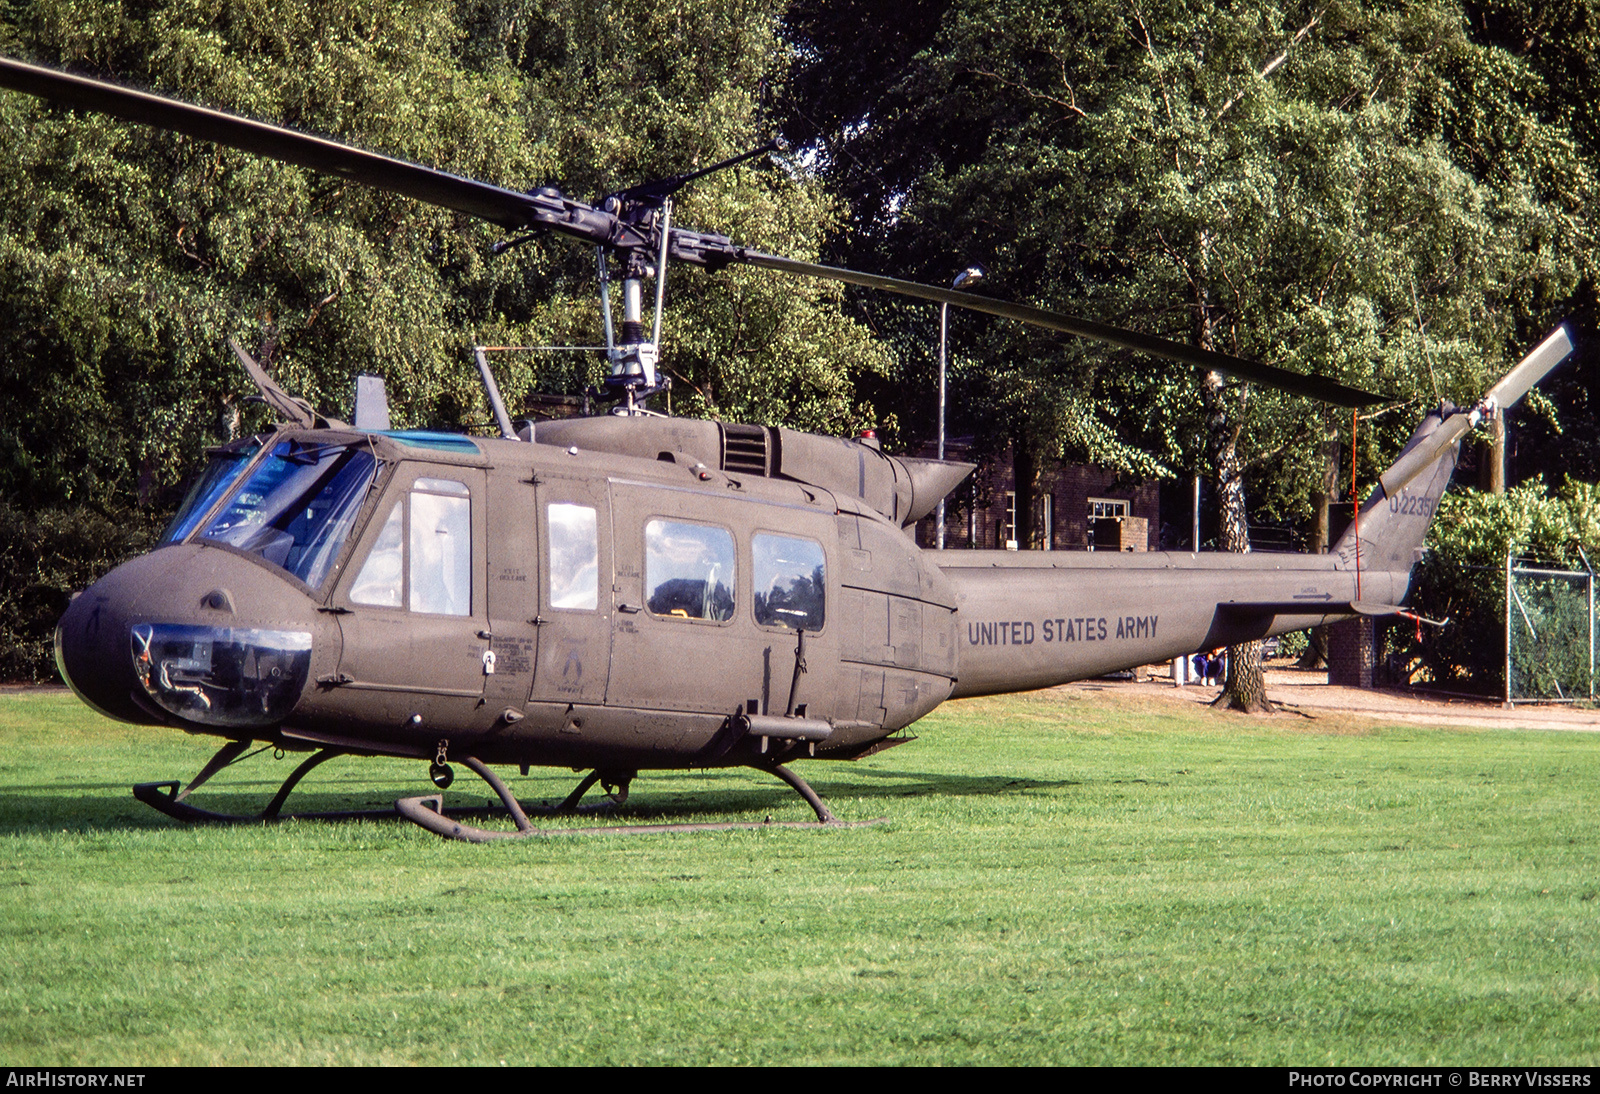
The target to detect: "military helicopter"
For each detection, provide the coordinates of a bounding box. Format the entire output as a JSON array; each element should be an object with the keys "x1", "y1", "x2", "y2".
[{"x1": 3, "y1": 56, "x2": 1576, "y2": 841}]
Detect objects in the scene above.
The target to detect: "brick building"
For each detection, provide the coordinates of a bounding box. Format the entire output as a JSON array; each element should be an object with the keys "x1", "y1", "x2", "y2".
[{"x1": 910, "y1": 439, "x2": 1160, "y2": 551}]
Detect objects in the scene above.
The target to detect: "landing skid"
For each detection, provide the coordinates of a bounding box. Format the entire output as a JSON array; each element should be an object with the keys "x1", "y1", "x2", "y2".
[
  {"x1": 132, "y1": 741, "x2": 883, "y2": 838},
  {"x1": 134, "y1": 745, "x2": 467, "y2": 825},
  {"x1": 133, "y1": 745, "x2": 361, "y2": 824},
  {"x1": 396, "y1": 756, "x2": 884, "y2": 843}
]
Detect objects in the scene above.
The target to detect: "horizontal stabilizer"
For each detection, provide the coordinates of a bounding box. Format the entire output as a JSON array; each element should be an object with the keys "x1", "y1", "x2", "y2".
[
  {"x1": 1216, "y1": 599, "x2": 1405, "y2": 618},
  {"x1": 1218, "y1": 600, "x2": 1353, "y2": 617}
]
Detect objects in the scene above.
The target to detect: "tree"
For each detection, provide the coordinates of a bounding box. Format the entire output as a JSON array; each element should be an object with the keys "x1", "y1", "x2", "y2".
[
  {"x1": 1463, "y1": 0, "x2": 1600, "y2": 489},
  {"x1": 779, "y1": 0, "x2": 1595, "y2": 710},
  {"x1": 1407, "y1": 477, "x2": 1600, "y2": 690},
  {"x1": 0, "y1": 0, "x2": 892, "y2": 677}
]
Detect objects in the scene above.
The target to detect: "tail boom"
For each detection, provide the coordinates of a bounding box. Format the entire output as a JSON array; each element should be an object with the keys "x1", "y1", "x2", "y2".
[
  {"x1": 941, "y1": 552, "x2": 1403, "y2": 698},
  {"x1": 935, "y1": 323, "x2": 1575, "y2": 701}
]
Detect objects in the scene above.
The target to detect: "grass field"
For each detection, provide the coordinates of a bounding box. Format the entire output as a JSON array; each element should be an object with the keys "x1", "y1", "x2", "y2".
[{"x1": 1, "y1": 685, "x2": 1596, "y2": 1066}]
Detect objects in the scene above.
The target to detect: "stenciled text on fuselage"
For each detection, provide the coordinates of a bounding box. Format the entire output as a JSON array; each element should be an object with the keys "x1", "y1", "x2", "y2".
[{"x1": 966, "y1": 615, "x2": 1159, "y2": 646}]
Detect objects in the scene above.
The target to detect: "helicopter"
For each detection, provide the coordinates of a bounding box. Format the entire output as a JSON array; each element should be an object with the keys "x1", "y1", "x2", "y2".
[{"x1": 2, "y1": 55, "x2": 1577, "y2": 841}]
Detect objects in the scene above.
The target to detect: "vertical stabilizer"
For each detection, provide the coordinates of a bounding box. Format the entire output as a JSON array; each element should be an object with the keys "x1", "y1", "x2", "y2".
[
  {"x1": 1333, "y1": 324, "x2": 1575, "y2": 575},
  {"x1": 1332, "y1": 408, "x2": 1461, "y2": 574}
]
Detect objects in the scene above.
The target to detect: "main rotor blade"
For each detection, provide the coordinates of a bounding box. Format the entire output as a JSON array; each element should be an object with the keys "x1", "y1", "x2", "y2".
[
  {"x1": 735, "y1": 251, "x2": 1388, "y2": 407},
  {"x1": 0, "y1": 55, "x2": 631, "y2": 245},
  {"x1": 0, "y1": 54, "x2": 1391, "y2": 409}
]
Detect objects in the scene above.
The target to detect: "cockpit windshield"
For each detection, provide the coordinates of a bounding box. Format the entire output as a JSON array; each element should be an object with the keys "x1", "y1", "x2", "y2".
[
  {"x1": 195, "y1": 439, "x2": 380, "y2": 589},
  {"x1": 160, "y1": 441, "x2": 262, "y2": 545}
]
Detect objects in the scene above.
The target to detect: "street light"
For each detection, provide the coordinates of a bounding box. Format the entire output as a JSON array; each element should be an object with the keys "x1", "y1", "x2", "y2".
[{"x1": 937, "y1": 265, "x2": 984, "y2": 549}]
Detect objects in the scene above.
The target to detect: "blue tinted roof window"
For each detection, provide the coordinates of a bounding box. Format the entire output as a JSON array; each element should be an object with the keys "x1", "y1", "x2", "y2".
[{"x1": 379, "y1": 431, "x2": 481, "y2": 454}]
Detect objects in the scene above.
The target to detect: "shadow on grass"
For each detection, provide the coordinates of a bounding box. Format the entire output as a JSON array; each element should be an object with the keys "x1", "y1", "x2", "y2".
[{"x1": 0, "y1": 763, "x2": 1090, "y2": 834}]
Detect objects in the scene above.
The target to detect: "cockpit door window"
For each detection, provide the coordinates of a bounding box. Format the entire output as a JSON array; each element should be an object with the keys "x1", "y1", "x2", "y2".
[{"x1": 347, "y1": 477, "x2": 471, "y2": 616}]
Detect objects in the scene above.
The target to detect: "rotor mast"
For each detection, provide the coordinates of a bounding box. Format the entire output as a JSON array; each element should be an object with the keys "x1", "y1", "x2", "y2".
[{"x1": 597, "y1": 141, "x2": 781, "y2": 413}]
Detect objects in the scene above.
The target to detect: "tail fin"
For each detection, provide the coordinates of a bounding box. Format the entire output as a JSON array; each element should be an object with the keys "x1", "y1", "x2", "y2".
[{"x1": 1333, "y1": 324, "x2": 1575, "y2": 573}]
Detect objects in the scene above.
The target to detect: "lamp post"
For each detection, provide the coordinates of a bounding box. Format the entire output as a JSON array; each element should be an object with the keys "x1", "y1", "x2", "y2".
[{"x1": 937, "y1": 265, "x2": 984, "y2": 549}]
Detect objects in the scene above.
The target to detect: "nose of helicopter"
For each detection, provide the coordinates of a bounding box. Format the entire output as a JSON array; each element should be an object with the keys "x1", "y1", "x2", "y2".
[{"x1": 55, "y1": 545, "x2": 325, "y2": 730}]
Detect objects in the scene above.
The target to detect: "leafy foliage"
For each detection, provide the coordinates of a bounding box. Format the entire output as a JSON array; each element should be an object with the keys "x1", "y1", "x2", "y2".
[
  {"x1": 0, "y1": 0, "x2": 891, "y2": 677},
  {"x1": 779, "y1": 0, "x2": 1596, "y2": 514},
  {"x1": 780, "y1": 0, "x2": 1597, "y2": 710},
  {"x1": 0, "y1": 499, "x2": 163, "y2": 680},
  {"x1": 1406, "y1": 476, "x2": 1600, "y2": 687}
]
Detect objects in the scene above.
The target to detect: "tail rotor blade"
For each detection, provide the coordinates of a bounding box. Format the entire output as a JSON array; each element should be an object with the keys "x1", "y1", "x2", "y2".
[
  {"x1": 1484, "y1": 324, "x2": 1575, "y2": 411},
  {"x1": 1376, "y1": 323, "x2": 1577, "y2": 499}
]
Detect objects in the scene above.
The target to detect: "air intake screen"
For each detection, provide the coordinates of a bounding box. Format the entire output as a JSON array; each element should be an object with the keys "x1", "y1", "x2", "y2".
[{"x1": 720, "y1": 423, "x2": 771, "y2": 476}]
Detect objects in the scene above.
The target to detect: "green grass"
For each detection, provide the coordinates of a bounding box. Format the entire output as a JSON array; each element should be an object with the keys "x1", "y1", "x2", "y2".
[{"x1": 1, "y1": 686, "x2": 1597, "y2": 1065}]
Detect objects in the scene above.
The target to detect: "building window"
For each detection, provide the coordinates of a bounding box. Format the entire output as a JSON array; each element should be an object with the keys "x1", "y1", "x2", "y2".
[{"x1": 1088, "y1": 497, "x2": 1129, "y2": 519}]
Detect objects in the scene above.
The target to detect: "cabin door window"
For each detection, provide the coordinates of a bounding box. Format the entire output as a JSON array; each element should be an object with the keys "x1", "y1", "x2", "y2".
[
  {"x1": 530, "y1": 477, "x2": 612, "y2": 707},
  {"x1": 548, "y1": 503, "x2": 599, "y2": 611},
  {"x1": 752, "y1": 533, "x2": 825, "y2": 631},
  {"x1": 644, "y1": 520, "x2": 736, "y2": 622}
]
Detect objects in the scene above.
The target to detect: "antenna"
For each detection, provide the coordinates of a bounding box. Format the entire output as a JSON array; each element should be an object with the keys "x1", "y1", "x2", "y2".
[{"x1": 472, "y1": 347, "x2": 518, "y2": 440}]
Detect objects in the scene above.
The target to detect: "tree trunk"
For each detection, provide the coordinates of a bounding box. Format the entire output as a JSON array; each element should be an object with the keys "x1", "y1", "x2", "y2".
[
  {"x1": 1478, "y1": 407, "x2": 1506, "y2": 493},
  {"x1": 1299, "y1": 437, "x2": 1340, "y2": 670},
  {"x1": 1205, "y1": 378, "x2": 1272, "y2": 712},
  {"x1": 1195, "y1": 275, "x2": 1274, "y2": 713},
  {"x1": 1013, "y1": 440, "x2": 1037, "y2": 550},
  {"x1": 1298, "y1": 626, "x2": 1331, "y2": 670}
]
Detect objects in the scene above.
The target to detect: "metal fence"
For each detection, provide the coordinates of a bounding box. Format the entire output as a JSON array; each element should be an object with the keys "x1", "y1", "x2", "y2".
[{"x1": 1505, "y1": 555, "x2": 1595, "y2": 705}]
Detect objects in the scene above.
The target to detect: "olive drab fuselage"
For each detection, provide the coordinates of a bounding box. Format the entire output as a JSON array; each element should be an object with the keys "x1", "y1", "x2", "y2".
[
  {"x1": 54, "y1": 404, "x2": 1460, "y2": 774},
  {"x1": 55, "y1": 425, "x2": 968, "y2": 770},
  {"x1": 6, "y1": 54, "x2": 1577, "y2": 830}
]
